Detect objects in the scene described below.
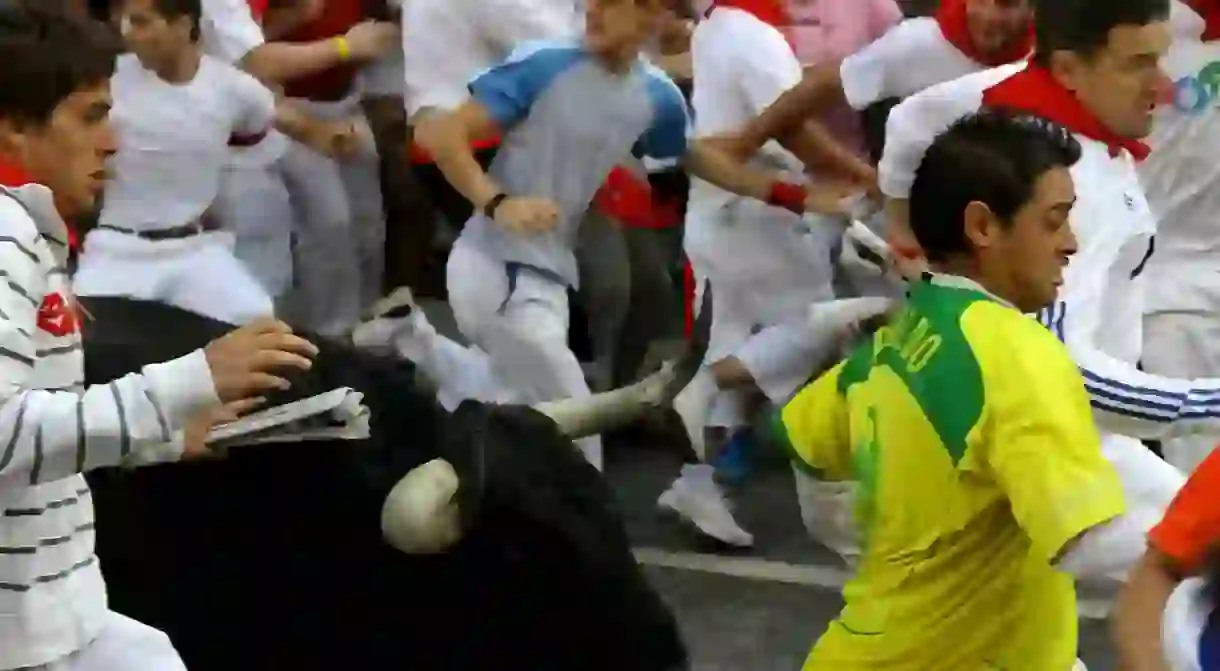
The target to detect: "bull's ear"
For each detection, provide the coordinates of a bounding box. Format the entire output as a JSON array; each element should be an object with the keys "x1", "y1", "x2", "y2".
[{"x1": 380, "y1": 458, "x2": 464, "y2": 554}]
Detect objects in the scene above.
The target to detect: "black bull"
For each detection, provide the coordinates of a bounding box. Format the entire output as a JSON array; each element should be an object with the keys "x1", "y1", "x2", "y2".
[{"x1": 79, "y1": 297, "x2": 688, "y2": 671}]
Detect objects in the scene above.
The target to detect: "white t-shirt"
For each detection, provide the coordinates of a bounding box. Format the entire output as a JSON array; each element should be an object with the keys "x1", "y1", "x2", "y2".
[
  {"x1": 199, "y1": 0, "x2": 286, "y2": 166},
  {"x1": 687, "y1": 6, "x2": 804, "y2": 215},
  {"x1": 839, "y1": 17, "x2": 991, "y2": 111},
  {"x1": 685, "y1": 7, "x2": 832, "y2": 312},
  {"x1": 1140, "y1": 1, "x2": 1220, "y2": 310},
  {"x1": 200, "y1": 0, "x2": 264, "y2": 64},
  {"x1": 402, "y1": 0, "x2": 580, "y2": 117},
  {"x1": 101, "y1": 54, "x2": 276, "y2": 232}
]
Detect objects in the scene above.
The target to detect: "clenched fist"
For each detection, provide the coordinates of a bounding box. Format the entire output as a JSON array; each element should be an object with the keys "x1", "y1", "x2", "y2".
[
  {"x1": 203, "y1": 318, "x2": 318, "y2": 404},
  {"x1": 492, "y1": 196, "x2": 561, "y2": 235}
]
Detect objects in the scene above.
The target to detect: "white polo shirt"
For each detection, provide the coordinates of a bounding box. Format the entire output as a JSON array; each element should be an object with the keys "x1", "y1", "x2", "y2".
[
  {"x1": 1140, "y1": 1, "x2": 1220, "y2": 312},
  {"x1": 402, "y1": 0, "x2": 580, "y2": 117},
  {"x1": 100, "y1": 54, "x2": 276, "y2": 232},
  {"x1": 839, "y1": 17, "x2": 991, "y2": 111},
  {"x1": 880, "y1": 63, "x2": 1220, "y2": 441}
]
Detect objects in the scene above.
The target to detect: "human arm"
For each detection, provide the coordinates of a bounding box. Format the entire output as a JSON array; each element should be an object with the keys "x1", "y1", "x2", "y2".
[
  {"x1": 682, "y1": 141, "x2": 856, "y2": 214},
  {"x1": 414, "y1": 44, "x2": 580, "y2": 231},
  {"x1": 240, "y1": 22, "x2": 399, "y2": 84},
  {"x1": 1112, "y1": 449, "x2": 1220, "y2": 671},
  {"x1": 769, "y1": 361, "x2": 854, "y2": 480},
  {"x1": 274, "y1": 101, "x2": 365, "y2": 158},
  {"x1": 1112, "y1": 549, "x2": 1183, "y2": 671},
  {"x1": 1035, "y1": 211, "x2": 1220, "y2": 440}
]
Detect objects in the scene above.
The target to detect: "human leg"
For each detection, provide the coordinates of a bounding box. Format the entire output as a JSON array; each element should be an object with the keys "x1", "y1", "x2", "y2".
[{"x1": 280, "y1": 140, "x2": 362, "y2": 336}]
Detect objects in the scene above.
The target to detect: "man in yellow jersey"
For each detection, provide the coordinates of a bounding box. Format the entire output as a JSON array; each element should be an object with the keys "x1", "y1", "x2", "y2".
[{"x1": 776, "y1": 110, "x2": 1129, "y2": 671}]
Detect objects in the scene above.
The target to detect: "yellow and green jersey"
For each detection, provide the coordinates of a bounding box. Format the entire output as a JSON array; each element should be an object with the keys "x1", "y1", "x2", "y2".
[{"x1": 777, "y1": 275, "x2": 1125, "y2": 671}]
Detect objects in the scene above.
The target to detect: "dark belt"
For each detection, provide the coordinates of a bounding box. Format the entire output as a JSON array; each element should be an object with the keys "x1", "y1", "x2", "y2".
[{"x1": 96, "y1": 221, "x2": 212, "y2": 241}]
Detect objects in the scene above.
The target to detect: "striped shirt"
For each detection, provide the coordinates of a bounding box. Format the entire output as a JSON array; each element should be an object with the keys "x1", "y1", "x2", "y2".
[{"x1": 0, "y1": 181, "x2": 219, "y2": 669}]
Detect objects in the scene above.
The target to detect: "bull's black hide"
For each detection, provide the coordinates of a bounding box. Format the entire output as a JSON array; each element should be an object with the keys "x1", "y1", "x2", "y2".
[{"x1": 80, "y1": 297, "x2": 688, "y2": 671}]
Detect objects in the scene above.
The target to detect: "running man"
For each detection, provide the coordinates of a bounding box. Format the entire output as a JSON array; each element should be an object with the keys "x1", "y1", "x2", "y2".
[
  {"x1": 779, "y1": 110, "x2": 1131, "y2": 670},
  {"x1": 416, "y1": 0, "x2": 856, "y2": 472},
  {"x1": 879, "y1": 0, "x2": 1188, "y2": 577}
]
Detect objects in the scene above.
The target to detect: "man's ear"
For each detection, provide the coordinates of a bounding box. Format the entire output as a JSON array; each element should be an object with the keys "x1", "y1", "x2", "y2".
[{"x1": 962, "y1": 200, "x2": 998, "y2": 253}]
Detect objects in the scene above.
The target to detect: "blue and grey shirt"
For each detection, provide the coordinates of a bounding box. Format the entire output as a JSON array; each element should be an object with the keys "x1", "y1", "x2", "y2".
[{"x1": 459, "y1": 38, "x2": 690, "y2": 289}]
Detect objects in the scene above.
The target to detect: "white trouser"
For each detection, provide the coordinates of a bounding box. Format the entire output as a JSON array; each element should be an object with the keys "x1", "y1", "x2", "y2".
[
  {"x1": 73, "y1": 229, "x2": 274, "y2": 325},
  {"x1": 29, "y1": 611, "x2": 186, "y2": 671},
  {"x1": 687, "y1": 252, "x2": 834, "y2": 426},
  {"x1": 1142, "y1": 309, "x2": 1220, "y2": 472},
  {"x1": 212, "y1": 159, "x2": 294, "y2": 299},
  {"x1": 280, "y1": 96, "x2": 384, "y2": 334},
  {"x1": 446, "y1": 241, "x2": 602, "y2": 470}
]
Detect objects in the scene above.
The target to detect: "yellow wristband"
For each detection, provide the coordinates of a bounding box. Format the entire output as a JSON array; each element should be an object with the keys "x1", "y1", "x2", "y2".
[{"x1": 333, "y1": 36, "x2": 351, "y2": 61}]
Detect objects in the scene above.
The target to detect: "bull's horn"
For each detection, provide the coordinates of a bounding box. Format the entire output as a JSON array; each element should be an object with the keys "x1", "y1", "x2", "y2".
[
  {"x1": 532, "y1": 287, "x2": 713, "y2": 439},
  {"x1": 380, "y1": 458, "x2": 463, "y2": 554}
]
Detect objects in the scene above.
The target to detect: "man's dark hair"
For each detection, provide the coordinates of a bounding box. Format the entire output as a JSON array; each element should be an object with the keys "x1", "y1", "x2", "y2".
[
  {"x1": 151, "y1": 0, "x2": 202, "y2": 41},
  {"x1": 0, "y1": 2, "x2": 121, "y2": 125},
  {"x1": 908, "y1": 110, "x2": 1081, "y2": 263},
  {"x1": 1032, "y1": 0, "x2": 1170, "y2": 66}
]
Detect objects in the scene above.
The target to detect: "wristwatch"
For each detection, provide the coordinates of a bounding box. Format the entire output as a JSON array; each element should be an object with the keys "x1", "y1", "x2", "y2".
[{"x1": 483, "y1": 193, "x2": 509, "y2": 219}]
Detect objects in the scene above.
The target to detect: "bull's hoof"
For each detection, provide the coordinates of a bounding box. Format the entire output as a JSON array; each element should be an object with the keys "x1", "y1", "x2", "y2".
[{"x1": 380, "y1": 458, "x2": 463, "y2": 554}]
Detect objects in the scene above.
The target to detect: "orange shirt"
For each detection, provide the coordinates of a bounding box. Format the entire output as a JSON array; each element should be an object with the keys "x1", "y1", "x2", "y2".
[{"x1": 1148, "y1": 446, "x2": 1220, "y2": 572}]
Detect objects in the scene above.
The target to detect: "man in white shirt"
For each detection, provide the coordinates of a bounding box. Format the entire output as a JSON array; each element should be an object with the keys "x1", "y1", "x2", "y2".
[
  {"x1": 0, "y1": 6, "x2": 316, "y2": 669},
  {"x1": 199, "y1": 0, "x2": 397, "y2": 320},
  {"x1": 661, "y1": 0, "x2": 860, "y2": 547},
  {"x1": 75, "y1": 0, "x2": 359, "y2": 324},
  {"x1": 1138, "y1": 0, "x2": 1220, "y2": 472},
  {"x1": 879, "y1": 0, "x2": 1190, "y2": 578}
]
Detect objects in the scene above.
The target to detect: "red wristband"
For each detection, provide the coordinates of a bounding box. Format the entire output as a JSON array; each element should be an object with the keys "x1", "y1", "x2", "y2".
[{"x1": 767, "y1": 182, "x2": 808, "y2": 215}]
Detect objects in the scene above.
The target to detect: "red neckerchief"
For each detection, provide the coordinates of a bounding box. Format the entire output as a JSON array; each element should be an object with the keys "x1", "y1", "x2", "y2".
[
  {"x1": 247, "y1": 0, "x2": 268, "y2": 22},
  {"x1": 0, "y1": 160, "x2": 79, "y2": 249},
  {"x1": 710, "y1": 0, "x2": 795, "y2": 51},
  {"x1": 935, "y1": 0, "x2": 1033, "y2": 67},
  {"x1": 1190, "y1": 0, "x2": 1220, "y2": 41},
  {"x1": 982, "y1": 64, "x2": 1151, "y2": 160}
]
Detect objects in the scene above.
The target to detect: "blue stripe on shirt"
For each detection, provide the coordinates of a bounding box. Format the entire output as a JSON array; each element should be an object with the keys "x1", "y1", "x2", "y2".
[{"x1": 1040, "y1": 300, "x2": 1220, "y2": 423}]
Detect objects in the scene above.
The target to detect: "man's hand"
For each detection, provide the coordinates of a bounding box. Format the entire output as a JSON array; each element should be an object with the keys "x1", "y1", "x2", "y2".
[
  {"x1": 181, "y1": 397, "x2": 266, "y2": 461},
  {"x1": 318, "y1": 119, "x2": 372, "y2": 160},
  {"x1": 204, "y1": 318, "x2": 318, "y2": 403},
  {"x1": 492, "y1": 196, "x2": 561, "y2": 235},
  {"x1": 343, "y1": 20, "x2": 400, "y2": 62}
]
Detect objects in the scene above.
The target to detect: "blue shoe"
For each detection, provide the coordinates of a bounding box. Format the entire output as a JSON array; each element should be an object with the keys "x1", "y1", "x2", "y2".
[{"x1": 713, "y1": 429, "x2": 754, "y2": 484}]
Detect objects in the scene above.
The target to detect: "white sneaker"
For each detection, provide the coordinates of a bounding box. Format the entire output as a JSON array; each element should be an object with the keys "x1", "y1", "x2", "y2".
[
  {"x1": 350, "y1": 287, "x2": 433, "y2": 362},
  {"x1": 658, "y1": 464, "x2": 753, "y2": 547}
]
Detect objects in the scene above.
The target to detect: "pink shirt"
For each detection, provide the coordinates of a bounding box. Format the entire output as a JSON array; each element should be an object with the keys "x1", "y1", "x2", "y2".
[{"x1": 785, "y1": 0, "x2": 903, "y2": 155}]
